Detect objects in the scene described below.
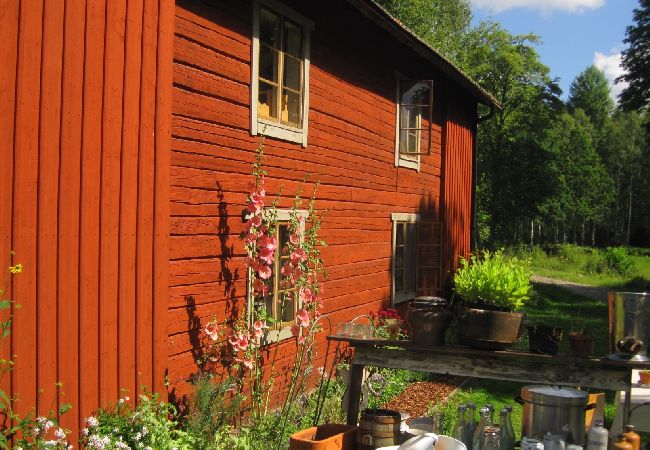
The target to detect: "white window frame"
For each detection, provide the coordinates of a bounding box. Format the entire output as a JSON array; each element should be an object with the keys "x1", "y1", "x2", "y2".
[
  {"x1": 251, "y1": 0, "x2": 313, "y2": 147},
  {"x1": 248, "y1": 208, "x2": 308, "y2": 343},
  {"x1": 394, "y1": 73, "x2": 420, "y2": 171},
  {"x1": 391, "y1": 212, "x2": 419, "y2": 305}
]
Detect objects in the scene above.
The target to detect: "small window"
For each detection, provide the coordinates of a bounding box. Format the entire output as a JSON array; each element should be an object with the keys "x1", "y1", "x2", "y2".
[
  {"x1": 251, "y1": 1, "x2": 313, "y2": 146},
  {"x1": 250, "y1": 209, "x2": 306, "y2": 337},
  {"x1": 391, "y1": 213, "x2": 419, "y2": 304},
  {"x1": 395, "y1": 79, "x2": 433, "y2": 170}
]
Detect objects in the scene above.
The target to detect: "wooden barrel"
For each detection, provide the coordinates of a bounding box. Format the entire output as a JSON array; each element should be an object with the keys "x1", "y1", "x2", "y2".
[{"x1": 357, "y1": 408, "x2": 402, "y2": 449}]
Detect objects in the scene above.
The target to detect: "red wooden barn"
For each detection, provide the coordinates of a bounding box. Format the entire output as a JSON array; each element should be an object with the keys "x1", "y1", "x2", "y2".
[{"x1": 0, "y1": 0, "x2": 498, "y2": 435}]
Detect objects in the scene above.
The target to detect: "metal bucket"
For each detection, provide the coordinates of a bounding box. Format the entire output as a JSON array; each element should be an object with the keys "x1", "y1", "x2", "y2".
[
  {"x1": 608, "y1": 292, "x2": 650, "y2": 361},
  {"x1": 518, "y1": 385, "x2": 595, "y2": 446}
]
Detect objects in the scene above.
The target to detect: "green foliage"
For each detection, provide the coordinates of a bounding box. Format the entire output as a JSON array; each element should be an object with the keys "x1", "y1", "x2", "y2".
[
  {"x1": 184, "y1": 374, "x2": 244, "y2": 449},
  {"x1": 80, "y1": 392, "x2": 196, "y2": 450},
  {"x1": 567, "y1": 65, "x2": 614, "y2": 132},
  {"x1": 618, "y1": 0, "x2": 650, "y2": 112},
  {"x1": 453, "y1": 251, "x2": 532, "y2": 310}
]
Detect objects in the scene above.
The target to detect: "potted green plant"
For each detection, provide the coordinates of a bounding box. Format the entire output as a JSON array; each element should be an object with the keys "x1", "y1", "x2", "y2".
[{"x1": 453, "y1": 250, "x2": 532, "y2": 350}]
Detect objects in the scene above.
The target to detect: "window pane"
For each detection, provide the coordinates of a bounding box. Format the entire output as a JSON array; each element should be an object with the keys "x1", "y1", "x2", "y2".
[
  {"x1": 406, "y1": 223, "x2": 417, "y2": 291},
  {"x1": 400, "y1": 81, "x2": 430, "y2": 105},
  {"x1": 258, "y1": 81, "x2": 278, "y2": 120},
  {"x1": 282, "y1": 89, "x2": 302, "y2": 126},
  {"x1": 259, "y1": 44, "x2": 279, "y2": 83},
  {"x1": 260, "y1": 8, "x2": 281, "y2": 49},
  {"x1": 283, "y1": 55, "x2": 302, "y2": 91},
  {"x1": 400, "y1": 105, "x2": 424, "y2": 129},
  {"x1": 395, "y1": 246, "x2": 404, "y2": 270},
  {"x1": 281, "y1": 291, "x2": 295, "y2": 322},
  {"x1": 395, "y1": 269, "x2": 404, "y2": 292},
  {"x1": 400, "y1": 130, "x2": 419, "y2": 155},
  {"x1": 283, "y1": 20, "x2": 302, "y2": 58}
]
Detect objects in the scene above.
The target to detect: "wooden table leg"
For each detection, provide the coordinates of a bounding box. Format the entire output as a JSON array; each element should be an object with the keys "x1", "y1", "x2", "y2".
[{"x1": 346, "y1": 363, "x2": 364, "y2": 426}]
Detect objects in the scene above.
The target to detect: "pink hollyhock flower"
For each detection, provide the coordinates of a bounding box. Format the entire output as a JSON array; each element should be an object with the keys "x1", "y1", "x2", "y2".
[
  {"x1": 242, "y1": 358, "x2": 254, "y2": 370},
  {"x1": 244, "y1": 256, "x2": 259, "y2": 271},
  {"x1": 290, "y1": 247, "x2": 307, "y2": 264},
  {"x1": 296, "y1": 308, "x2": 310, "y2": 328},
  {"x1": 237, "y1": 333, "x2": 249, "y2": 351},
  {"x1": 289, "y1": 233, "x2": 300, "y2": 245},
  {"x1": 252, "y1": 278, "x2": 269, "y2": 296},
  {"x1": 300, "y1": 287, "x2": 314, "y2": 304},
  {"x1": 291, "y1": 323, "x2": 300, "y2": 337},
  {"x1": 252, "y1": 320, "x2": 267, "y2": 338},
  {"x1": 259, "y1": 247, "x2": 275, "y2": 265},
  {"x1": 203, "y1": 321, "x2": 220, "y2": 341},
  {"x1": 258, "y1": 235, "x2": 277, "y2": 250},
  {"x1": 257, "y1": 264, "x2": 272, "y2": 280},
  {"x1": 244, "y1": 233, "x2": 257, "y2": 244},
  {"x1": 281, "y1": 263, "x2": 293, "y2": 276},
  {"x1": 251, "y1": 215, "x2": 262, "y2": 227}
]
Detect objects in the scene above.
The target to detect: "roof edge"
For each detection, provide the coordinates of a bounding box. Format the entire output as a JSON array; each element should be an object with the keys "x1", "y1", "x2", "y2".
[{"x1": 346, "y1": 0, "x2": 501, "y2": 111}]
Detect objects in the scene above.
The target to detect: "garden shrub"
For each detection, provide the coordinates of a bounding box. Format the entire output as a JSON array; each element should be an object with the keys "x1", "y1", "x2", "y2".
[{"x1": 602, "y1": 247, "x2": 635, "y2": 275}]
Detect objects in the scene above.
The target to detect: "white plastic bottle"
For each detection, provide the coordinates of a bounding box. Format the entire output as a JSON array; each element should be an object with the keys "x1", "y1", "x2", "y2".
[{"x1": 586, "y1": 420, "x2": 609, "y2": 450}]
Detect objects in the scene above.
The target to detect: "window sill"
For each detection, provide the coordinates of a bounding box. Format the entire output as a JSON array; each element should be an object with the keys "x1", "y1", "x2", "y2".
[
  {"x1": 257, "y1": 119, "x2": 306, "y2": 146},
  {"x1": 396, "y1": 157, "x2": 419, "y2": 171},
  {"x1": 260, "y1": 326, "x2": 295, "y2": 345}
]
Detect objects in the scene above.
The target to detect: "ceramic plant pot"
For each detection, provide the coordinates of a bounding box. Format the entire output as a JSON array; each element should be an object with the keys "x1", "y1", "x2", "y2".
[
  {"x1": 568, "y1": 332, "x2": 593, "y2": 357},
  {"x1": 638, "y1": 371, "x2": 650, "y2": 385},
  {"x1": 290, "y1": 424, "x2": 357, "y2": 450},
  {"x1": 457, "y1": 306, "x2": 524, "y2": 350}
]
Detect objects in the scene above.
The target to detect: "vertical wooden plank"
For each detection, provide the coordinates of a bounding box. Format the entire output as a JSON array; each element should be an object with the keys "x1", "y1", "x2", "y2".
[
  {"x1": 100, "y1": 0, "x2": 126, "y2": 404},
  {"x1": 153, "y1": 0, "x2": 174, "y2": 397},
  {"x1": 12, "y1": 0, "x2": 44, "y2": 416},
  {"x1": 0, "y1": 0, "x2": 19, "y2": 404},
  {"x1": 37, "y1": 0, "x2": 64, "y2": 417},
  {"x1": 119, "y1": 0, "x2": 144, "y2": 404},
  {"x1": 136, "y1": 0, "x2": 159, "y2": 392},
  {"x1": 58, "y1": 0, "x2": 85, "y2": 433},
  {"x1": 79, "y1": 0, "x2": 106, "y2": 418}
]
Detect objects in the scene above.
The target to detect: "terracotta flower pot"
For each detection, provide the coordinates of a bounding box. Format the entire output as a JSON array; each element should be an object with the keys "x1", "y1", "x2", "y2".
[
  {"x1": 568, "y1": 332, "x2": 593, "y2": 357},
  {"x1": 385, "y1": 318, "x2": 400, "y2": 340},
  {"x1": 290, "y1": 424, "x2": 357, "y2": 450},
  {"x1": 638, "y1": 371, "x2": 650, "y2": 385}
]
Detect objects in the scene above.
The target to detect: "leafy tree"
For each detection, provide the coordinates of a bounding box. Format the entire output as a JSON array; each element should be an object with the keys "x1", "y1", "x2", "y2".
[
  {"x1": 618, "y1": 0, "x2": 650, "y2": 112},
  {"x1": 567, "y1": 65, "x2": 614, "y2": 132},
  {"x1": 375, "y1": 0, "x2": 474, "y2": 65}
]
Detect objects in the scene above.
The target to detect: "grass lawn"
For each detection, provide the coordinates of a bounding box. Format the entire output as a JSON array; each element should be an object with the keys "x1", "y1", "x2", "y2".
[{"x1": 506, "y1": 244, "x2": 650, "y2": 291}]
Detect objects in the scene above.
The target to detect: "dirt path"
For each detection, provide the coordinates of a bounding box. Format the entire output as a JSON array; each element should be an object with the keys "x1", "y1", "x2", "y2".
[{"x1": 531, "y1": 275, "x2": 611, "y2": 302}]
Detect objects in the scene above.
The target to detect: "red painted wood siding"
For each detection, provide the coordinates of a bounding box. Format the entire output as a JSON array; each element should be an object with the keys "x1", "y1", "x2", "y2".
[
  {"x1": 442, "y1": 91, "x2": 477, "y2": 278},
  {"x1": 168, "y1": 0, "x2": 477, "y2": 397},
  {"x1": 0, "y1": 0, "x2": 173, "y2": 438}
]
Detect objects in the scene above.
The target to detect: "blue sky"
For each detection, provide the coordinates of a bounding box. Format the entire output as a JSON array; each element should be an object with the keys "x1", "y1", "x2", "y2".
[{"x1": 470, "y1": 0, "x2": 638, "y2": 101}]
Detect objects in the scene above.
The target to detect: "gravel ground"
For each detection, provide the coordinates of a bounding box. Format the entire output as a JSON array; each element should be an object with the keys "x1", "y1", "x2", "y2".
[{"x1": 384, "y1": 375, "x2": 467, "y2": 421}]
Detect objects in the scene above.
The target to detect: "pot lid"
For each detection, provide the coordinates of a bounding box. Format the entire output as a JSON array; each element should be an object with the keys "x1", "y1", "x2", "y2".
[
  {"x1": 412, "y1": 296, "x2": 448, "y2": 307},
  {"x1": 521, "y1": 385, "x2": 588, "y2": 407}
]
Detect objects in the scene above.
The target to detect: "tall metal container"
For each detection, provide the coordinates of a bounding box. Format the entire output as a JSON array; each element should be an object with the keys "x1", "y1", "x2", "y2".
[
  {"x1": 608, "y1": 292, "x2": 650, "y2": 361},
  {"x1": 519, "y1": 385, "x2": 593, "y2": 446}
]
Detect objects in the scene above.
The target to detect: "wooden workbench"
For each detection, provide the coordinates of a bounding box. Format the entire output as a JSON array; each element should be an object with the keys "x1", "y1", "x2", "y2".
[{"x1": 327, "y1": 335, "x2": 650, "y2": 425}]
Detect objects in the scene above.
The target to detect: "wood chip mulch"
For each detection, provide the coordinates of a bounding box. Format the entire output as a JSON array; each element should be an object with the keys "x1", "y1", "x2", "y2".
[{"x1": 383, "y1": 375, "x2": 468, "y2": 421}]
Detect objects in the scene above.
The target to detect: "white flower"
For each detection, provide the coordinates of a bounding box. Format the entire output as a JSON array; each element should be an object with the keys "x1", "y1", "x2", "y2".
[
  {"x1": 55, "y1": 427, "x2": 67, "y2": 440},
  {"x1": 82, "y1": 428, "x2": 89, "y2": 436},
  {"x1": 86, "y1": 416, "x2": 99, "y2": 427}
]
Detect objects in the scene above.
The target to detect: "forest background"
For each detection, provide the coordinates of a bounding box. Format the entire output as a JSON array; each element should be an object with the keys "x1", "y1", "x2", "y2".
[{"x1": 376, "y1": 0, "x2": 650, "y2": 248}]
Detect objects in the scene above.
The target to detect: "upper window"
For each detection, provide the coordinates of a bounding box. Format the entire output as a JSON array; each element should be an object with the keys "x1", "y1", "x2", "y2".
[
  {"x1": 394, "y1": 79, "x2": 433, "y2": 170},
  {"x1": 391, "y1": 213, "x2": 419, "y2": 304},
  {"x1": 251, "y1": 0, "x2": 313, "y2": 146}
]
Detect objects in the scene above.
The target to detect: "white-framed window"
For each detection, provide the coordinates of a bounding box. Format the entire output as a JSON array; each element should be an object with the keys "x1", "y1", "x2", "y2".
[
  {"x1": 391, "y1": 212, "x2": 419, "y2": 304},
  {"x1": 248, "y1": 209, "x2": 307, "y2": 341},
  {"x1": 251, "y1": 0, "x2": 313, "y2": 147},
  {"x1": 394, "y1": 77, "x2": 433, "y2": 170}
]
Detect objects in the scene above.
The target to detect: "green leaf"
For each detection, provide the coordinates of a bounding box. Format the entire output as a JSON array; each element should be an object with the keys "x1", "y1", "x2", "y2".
[
  {"x1": 59, "y1": 403, "x2": 72, "y2": 414},
  {"x1": 0, "y1": 300, "x2": 11, "y2": 310}
]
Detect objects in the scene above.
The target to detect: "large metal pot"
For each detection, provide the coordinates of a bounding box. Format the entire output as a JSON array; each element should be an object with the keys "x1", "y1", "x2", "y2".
[
  {"x1": 517, "y1": 385, "x2": 595, "y2": 446},
  {"x1": 406, "y1": 296, "x2": 452, "y2": 346}
]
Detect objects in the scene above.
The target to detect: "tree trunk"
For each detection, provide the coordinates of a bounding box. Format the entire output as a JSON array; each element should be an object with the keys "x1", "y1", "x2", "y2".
[
  {"x1": 591, "y1": 223, "x2": 596, "y2": 247},
  {"x1": 581, "y1": 218, "x2": 586, "y2": 246},
  {"x1": 530, "y1": 219, "x2": 534, "y2": 246},
  {"x1": 626, "y1": 175, "x2": 633, "y2": 245}
]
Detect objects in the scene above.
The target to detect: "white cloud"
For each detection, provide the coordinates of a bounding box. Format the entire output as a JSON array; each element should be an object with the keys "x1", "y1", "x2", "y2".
[
  {"x1": 593, "y1": 51, "x2": 628, "y2": 102},
  {"x1": 470, "y1": 0, "x2": 605, "y2": 13}
]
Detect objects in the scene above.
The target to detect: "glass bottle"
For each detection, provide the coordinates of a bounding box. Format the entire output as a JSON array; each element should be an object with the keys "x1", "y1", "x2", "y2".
[
  {"x1": 431, "y1": 411, "x2": 443, "y2": 435},
  {"x1": 485, "y1": 403, "x2": 495, "y2": 424},
  {"x1": 467, "y1": 402, "x2": 478, "y2": 439},
  {"x1": 613, "y1": 435, "x2": 633, "y2": 450},
  {"x1": 481, "y1": 426, "x2": 502, "y2": 450},
  {"x1": 499, "y1": 408, "x2": 514, "y2": 450},
  {"x1": 504, "y1": 405, "x2": 515, "y2": 446},
  {"x1": 473, "y1": 407, "x2": 492, "y2": 450},
  {"x1": 622, "y1": 424, "x2": 640, "y2": 450},
  {"x1": 453, "y1": 404, "x2": 468, "y2": 444},
  {"x1": 587, "y1": 420, "x2": 609, "y2": 450}
]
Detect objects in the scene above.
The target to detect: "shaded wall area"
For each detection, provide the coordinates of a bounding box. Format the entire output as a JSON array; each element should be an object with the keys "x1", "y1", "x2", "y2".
[{"x1": 0, "y1": 0, "x2": 173, "y2": 437}]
